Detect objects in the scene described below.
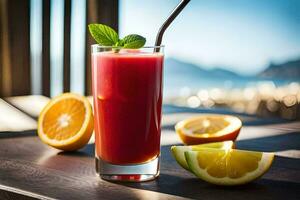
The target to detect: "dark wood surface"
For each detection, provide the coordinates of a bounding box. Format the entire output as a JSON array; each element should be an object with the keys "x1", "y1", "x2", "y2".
[{"x1": 0, "y1": 105, "x2": 299, "y2": 200}]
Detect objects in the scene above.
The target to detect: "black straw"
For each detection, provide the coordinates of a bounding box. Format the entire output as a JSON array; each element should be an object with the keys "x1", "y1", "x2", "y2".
[{"x1": 154, "y1": 0, "x2": 190, "y2": 52}]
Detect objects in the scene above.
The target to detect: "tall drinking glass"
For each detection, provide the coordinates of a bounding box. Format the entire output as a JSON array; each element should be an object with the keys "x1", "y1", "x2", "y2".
[{"x1": 91, "y1": 45, "x2": 164, "y2": 182}]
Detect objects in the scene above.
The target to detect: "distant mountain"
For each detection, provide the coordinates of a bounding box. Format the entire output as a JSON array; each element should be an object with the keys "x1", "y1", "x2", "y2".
[
  {"x1": 259, "y1": 59, "x2": 300, "y2": 80},
  {"x1": 209, "y1": 68, "x2": 242, "y2": 78},
  {"x1": 163, "y1": 57, "x2": 298, "y2": 96},
  {"x1": 165, "y1": 58, "x2": 243, "y2": 79},
  {"x1": 165, "y1": 57, "x2": 300, "y2": 81}
]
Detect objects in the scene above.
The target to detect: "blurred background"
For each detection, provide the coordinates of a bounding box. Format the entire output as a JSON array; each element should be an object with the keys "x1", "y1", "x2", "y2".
[{"x1": 1, "y1": 0, "x2": 300, "y2": 120}]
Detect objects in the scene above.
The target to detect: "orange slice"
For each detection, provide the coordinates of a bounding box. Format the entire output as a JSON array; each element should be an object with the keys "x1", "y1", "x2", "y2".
[
  {"x1": 175, "y1": 115, "x2": 241, "y2": 145},
  {"x1": 171, "y1": 141, "x2": 234, "y2": 170},
  {"x1": 38, "y1": 93, "x2": 93, "y2": 151},
  {"x1": 185, "y1": 149, "x2": 274, "y2": 185}
]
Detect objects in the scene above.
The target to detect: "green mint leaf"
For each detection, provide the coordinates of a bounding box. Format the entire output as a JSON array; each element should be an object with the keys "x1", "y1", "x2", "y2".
[
  {"x1": 121, "y1": 34, "x2": 146, "y2": 49},
  {"x1": 88, "y1": 23, "x2": 147, "y2": 50},
  {"x1": 88, "y1": 24, "x2": 119, "y2": 46}
]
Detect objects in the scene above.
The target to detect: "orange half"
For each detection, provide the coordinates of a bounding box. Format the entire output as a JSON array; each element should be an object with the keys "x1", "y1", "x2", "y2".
[
  {"x1": 175, "y1": 115, "x2": 242, "y2": 145},
  {"x1": 38, "y1": 93, "x2": 93, "y2": 151}
]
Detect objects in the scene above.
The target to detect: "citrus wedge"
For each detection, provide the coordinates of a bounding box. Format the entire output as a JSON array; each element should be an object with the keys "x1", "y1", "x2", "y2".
[
  {"x1": 171, "y1": 141, "x2": 234, "y2": 170},
  {"x1": 185, "y1": 149, "x2": 274, "y2": 185},
  {"x1": 38, "y1": 93, "x2": 94, "y2": 151},
  {"x1": 175, "y1": 115, "x2": 242, "y2": 145}
]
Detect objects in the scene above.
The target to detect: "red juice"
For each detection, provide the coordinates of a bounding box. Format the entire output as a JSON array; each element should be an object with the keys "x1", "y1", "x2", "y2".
[{"x1": 92, "y1": 51, "x2": 164, "y2": 165}]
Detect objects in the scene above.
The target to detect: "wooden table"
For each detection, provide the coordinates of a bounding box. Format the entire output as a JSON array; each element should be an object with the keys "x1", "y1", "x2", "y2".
[{"x1": 0, "y1": 97, "x2": 300, "y2": 200}]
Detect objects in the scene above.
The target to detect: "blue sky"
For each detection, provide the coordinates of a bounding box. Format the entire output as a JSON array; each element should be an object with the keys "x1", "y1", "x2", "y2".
[
  {"x1": 119, "y1": 0, "x2": 300, "y2": 75},
  {"x1": 30, "y1": 0, "x2": 300, "y2": 95}
]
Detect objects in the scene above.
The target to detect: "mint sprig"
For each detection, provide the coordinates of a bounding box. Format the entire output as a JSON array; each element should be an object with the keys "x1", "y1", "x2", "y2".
[{"x1": 88, "y1": 24, "x2": 146, "y2": 49}]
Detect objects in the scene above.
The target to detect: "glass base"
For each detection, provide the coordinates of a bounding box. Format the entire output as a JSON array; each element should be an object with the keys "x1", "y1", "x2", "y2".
[{"x1": 95, "y1": 156, "x2": 160, "y2": 182}]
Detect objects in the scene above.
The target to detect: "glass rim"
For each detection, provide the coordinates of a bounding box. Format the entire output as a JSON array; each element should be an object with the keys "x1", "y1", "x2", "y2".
[{"x1": 91, "y1": 44, "x2": 165, "y2": 49}]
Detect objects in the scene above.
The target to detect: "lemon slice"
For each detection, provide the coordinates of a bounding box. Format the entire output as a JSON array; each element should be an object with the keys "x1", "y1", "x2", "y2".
[
  {"x1": 38, "y1": 93, "x2": 94, "y2": 151},
  {"x1": 175, "y1": 115, "x2": 242, "y2": 145},
  {"x1": 171, "y1": 141, "x2": 234, "y2": 170},
  {"x1": 185, "y1": 149, "x2": 274, "y2": 185}
]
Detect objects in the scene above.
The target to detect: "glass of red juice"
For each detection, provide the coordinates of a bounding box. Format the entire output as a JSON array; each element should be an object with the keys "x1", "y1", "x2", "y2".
[{"x1": 91, "y1": 45, "x2": 164, "y2": 182}]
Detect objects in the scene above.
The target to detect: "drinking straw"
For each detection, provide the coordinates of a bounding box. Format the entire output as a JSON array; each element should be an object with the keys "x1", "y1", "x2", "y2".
[{"x1": 154, "y1": 0, "x2": 190, "y2": 52}]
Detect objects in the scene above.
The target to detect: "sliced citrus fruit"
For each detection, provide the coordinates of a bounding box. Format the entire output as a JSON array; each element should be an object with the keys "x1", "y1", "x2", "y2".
[
  {"x1": 185, "y1": 149, "x2": 274, "y2": 185},
  {"x1": 38, "y1": 93, "x2": 94, "y2": 151},
  {"x1": 171, "y1": 141, "x2": 234, "y2": 170},
  {"x1": 175, "y1": 115, "x2": 242, "y2": 145}
]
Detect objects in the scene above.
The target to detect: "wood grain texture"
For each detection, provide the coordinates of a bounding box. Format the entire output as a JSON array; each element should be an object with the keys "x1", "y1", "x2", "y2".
[
  {"x1": 0, "y1": 189, "x2": 37, "y2": 200},
  {"x1": 0, "y1": 105, "x2": 299, "y2": 199},
  {"x1": 0, "y1": 137, "x2": 182, "y2": 200},
  {"x1": 0, "y1": 127, "x2": 299, "y2": 199}
]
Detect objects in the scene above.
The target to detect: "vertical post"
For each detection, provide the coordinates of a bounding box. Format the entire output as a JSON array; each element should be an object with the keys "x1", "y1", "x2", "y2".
[
  {"x1": 0, "y1": 0, "x2": 11, "y2": 97},
  {"x1": 0, "y1": 0, "x2": 31, "y2": 97},
  {"x1": 42, "y1": 0, "x2": 51, "y2": 97},
  {"x1": 63, "y1": 0, "x2": 71, "y2": 93},
  {"x1": 85, "y1": 0, "x2": 119, "y2": 95}
]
